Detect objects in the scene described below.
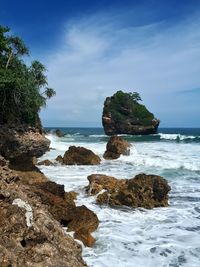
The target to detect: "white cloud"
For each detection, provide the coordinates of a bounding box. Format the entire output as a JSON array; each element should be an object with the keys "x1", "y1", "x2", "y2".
[{"x1": 41, "y1": 12, "x2": 200, "y2": 127}]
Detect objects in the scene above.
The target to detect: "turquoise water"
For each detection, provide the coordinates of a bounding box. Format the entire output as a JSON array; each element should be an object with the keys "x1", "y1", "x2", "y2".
[{"x1": 39, "y1": 128, "x2": 200, "y2": 267}]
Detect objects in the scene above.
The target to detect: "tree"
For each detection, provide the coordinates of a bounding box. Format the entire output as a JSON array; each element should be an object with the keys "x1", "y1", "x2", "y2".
[
  {"x1": 129, "y1": 92, "x2": 142, "y2": 102},
  {"x1": 0, "y1": 25, "x2": 55, "y2": 126},
  {"x1": 6, "y1": 36, "x2": 29, "y2": 69}
]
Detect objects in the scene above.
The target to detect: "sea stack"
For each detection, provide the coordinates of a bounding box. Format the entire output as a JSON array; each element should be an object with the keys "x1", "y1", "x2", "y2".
[{"x1": 102, "y1": 90, "x2": 160, "y2": 135}]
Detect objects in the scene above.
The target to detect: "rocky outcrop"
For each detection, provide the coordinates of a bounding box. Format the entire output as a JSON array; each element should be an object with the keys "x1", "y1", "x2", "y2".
[
  {"x1": 0, "y1": 124, "x2": 50, "y2": 170},
  {"x1": 86, "y1": 173, "x2": 171, "y2": 209},
  {"x1": 31, "y1": 180, "x2": 99, "y2": 246},
  {"x1": 38, "y1": 159, "x2": 54, "y2": 166},
  {"x1": 0, "y1": 157, "x2": 86, "y2": 267},
  {"x1": 102, "y1": 91, "x2": 160, "y2": 135},
  {"x1": 55, "y1": 155, "x2": 64, "y2": 164},
  {"x1": 57, "y1": 146, "x2": 101, "y2": 165},
  {"x1": 55, "y1": 129, "x2": 65, "y2": 137},
  {"x1": 103, "y1": 136, "x2": 131, "y2": 159}
]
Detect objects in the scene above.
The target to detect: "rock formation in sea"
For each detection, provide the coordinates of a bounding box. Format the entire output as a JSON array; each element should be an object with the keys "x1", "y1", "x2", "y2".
[
  {"x1": 103, "y1": 136, "x2": 131, "y2": 160},
  {"x1": 38, "y1": 159, "x2": 55, "y2": 166},
  {"x1": 102, "y1": 90, "x2": 160, "y2": 135},
  {"x1": 56, "y1": 146, "x2": 101, "y2": 165},
  {"x1": 86, "y1": 173, "x2": 171, "y2": 208}
]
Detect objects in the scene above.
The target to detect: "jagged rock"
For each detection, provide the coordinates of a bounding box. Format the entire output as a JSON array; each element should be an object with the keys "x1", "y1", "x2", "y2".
[
  {"x1": 62, "y1": 146, "x2": 101, "y2": 165},
  {"x1": 55, "y1": 129, "x2": 65, "y2": 137},
  {"x1": 102, "y1": 91, "x2": 160, "y2": 135},
  {"x1": 32, "y1": 181, "x2": 99, "y2": 247},
  {"x1": 87, "y1": 173, "x2": 171, "y2": 209},
  {"x1": 103, "y1": 136, "x2": 131, "y2": 159},
  {"x1": 55, "y1": 155, "x2": 64, "y2": 164},
  {"x1": 38, "y1": 159, "x2": 54, "y2": 166},
  {"x1": 0, "y1": 158, "x2": 86, "y2": 266},
  {"x1": 0, "y1": 124, "x2": 50, "y2": 170},
  {"x1": 74, "y1": 229, "x2": 96, "y2": 247}
]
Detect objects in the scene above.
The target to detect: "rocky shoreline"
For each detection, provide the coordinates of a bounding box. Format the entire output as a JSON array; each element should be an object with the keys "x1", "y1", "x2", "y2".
[
  {"x1": 0, "y1": 125, "x2": 99, "y2": 266},
  {"x1": 0, "y1": 125, "x2": 171, "y2": 266}
]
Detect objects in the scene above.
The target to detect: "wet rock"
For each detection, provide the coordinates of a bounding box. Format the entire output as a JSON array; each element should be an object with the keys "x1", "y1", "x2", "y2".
[
  {"x1": 55, "y1": 155, "x2": 64, "y2": 164},
  {"x1": 103, "y1": 136, "x2": 131, "y2": 160},
  {"x1": 87, "y1": 174, "x2": 120, "y2": 195},
  {"x1": 55, "y1": 129, "x2": 65, "y2": 137},
  {"x1": 74, "y1": 229, "x2": 96, "y2": 247},
  {"x1": 67, "y1": 205, "x2": 99, "y2": 247},
  {"x1": 32, "y1": 182, "x2": 99, "y2": 246},
  {"x1": 37, "y1": 159, "x2": 54, "y2": 166},
  {"x1": 62, "y1": 146, "x2": 101, "y2": 165},
  {"x1": 67, "y1": 205, "x2": 99, "y2": 233},
  {"x1": 87, "y1": 173, "x2": 171, "y2": 209}
]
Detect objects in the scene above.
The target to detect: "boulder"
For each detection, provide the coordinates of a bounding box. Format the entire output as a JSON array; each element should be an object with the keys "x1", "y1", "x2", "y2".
[
  {"x1": 102, "y1": 91, "x2": 160, "y2": 135},
  {"x1": 55, "y1": 129, "x2": 65, "y2": 137},
  {"x1": 62, "y1": 146, "x2": 101, "y2": 165},
  {"x1": 0, "y1": 124, "x2": 50, "y2": 170},
  {"x1": 86, "y1": 173, "x2": 171, "y2": 209},
  {"x1": 38, "y1": 159, "x2": 54, "y2": 166},
  {"x1": 103, "y1": 136, "x2": 131, "y2": 159},
  {"x1": 55, "y1": 155, "x2": 64, "y2": 164}
]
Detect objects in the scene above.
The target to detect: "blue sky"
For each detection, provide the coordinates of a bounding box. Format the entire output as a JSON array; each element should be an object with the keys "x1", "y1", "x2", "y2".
[{"x1": 1, "y1": 0, "x2": 200, "y2": 127}]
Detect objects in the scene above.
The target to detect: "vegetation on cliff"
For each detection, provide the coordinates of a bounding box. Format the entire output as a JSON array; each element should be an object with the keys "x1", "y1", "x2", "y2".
[
  {"x1": 102, "y1": 90, "x2": 159, "y2": 135},
  {"x1": 104, "y1": 90, "x2": 154, "y2": 126},
  {"x1": 0, "y1": 25, "x2": 55, "y2": 126}
]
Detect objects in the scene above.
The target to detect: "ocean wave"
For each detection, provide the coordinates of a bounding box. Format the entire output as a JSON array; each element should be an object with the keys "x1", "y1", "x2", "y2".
[{"x1": 158, "y1": 133, "x2": 198, "y2": 141}]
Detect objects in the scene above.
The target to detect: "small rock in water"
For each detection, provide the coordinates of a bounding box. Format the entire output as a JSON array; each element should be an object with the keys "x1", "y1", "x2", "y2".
[{"x1": 103, "y1": 135, "x2": 131, "y2": 160}]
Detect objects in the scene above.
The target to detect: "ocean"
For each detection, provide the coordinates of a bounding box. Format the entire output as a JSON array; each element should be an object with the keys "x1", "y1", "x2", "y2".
[{"x1": 38, "y1": 128, "x2": 200, "y2": 267}]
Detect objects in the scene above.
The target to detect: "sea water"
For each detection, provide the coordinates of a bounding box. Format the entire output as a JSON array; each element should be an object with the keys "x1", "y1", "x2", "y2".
[{"x1": 38, "y1": 128, "x2": 200, "y2": 267}]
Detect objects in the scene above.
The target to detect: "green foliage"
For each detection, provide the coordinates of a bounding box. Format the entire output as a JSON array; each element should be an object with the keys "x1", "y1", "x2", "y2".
[
  {"x1": 0, "y1": 25, "x2": 55, "y2": 125},
  {"x1": 104, "y1": 90, "x2": 154, "y2": 126}
]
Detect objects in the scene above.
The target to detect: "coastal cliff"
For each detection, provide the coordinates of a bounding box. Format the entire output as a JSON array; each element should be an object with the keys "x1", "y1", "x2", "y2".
[
  {"x1": 102, "y1": 91, "x2": 160, "y2": 135},
  {"x1": 0, "y1": 25, "x2": 95, "y2": 266}
]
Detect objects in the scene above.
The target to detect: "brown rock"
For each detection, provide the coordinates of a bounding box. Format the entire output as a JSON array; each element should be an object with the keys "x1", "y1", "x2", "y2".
[
  {"x1": 32, "y1": 182, "x2": 99, "y2": 246},
  {"x1": 63, "y1": 146, "x2": 101, "y2": 165},
  {"x1": 103, "y1": 136, "x2": 131, "y2": 160},
  {"x1": 38, "y1": 159, "x2": 54, "y2": 166},
  {"x1": 0, "y1": 124, "x2": 50, "y2": 170},
  {"x1": 87, "y1": 174, "x2": 121, "y2": 195},
  {"x1": 87, "y1": 173, "x2": 171, "y2": 209},
  {"x1": 67, "y1": 205, "x2": 99, "y2": 233},
  {"x1": 102, "y1": 91, "x2": 160, "y2": 135},
  {"x1": 0, "y1": 157, "x2": 86, "y2": 266},
  {"x1": 74, "y1": 229, "x2": 96, "y2": 247},
  {"x1": 55, "y1": 155, "x2": 64, "y2": 164}
]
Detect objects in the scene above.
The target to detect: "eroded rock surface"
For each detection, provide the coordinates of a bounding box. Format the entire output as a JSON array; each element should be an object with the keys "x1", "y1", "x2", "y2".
[
  {"x1": 87, "y1": 173, "x2": 171, "y2": 209},
  {"x1": 0, "y1": 158, "x2": 86, "y2": 267},
  {"x1": 0, "y1": 124, "x2": 50, "y2": 170},
  {"x1": 37, "y1": 159, "x2": 54, "y2": 166},
  {"x1": 58, "y1": 146, "x2": 101, "y2": 165},
  {"x1": 103, "y1": 136, "x2": 131, "y2": 160}
]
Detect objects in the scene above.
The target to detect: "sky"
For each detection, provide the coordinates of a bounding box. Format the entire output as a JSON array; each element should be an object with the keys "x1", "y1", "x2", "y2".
[{"x1": 1, "y1": 0, "x2": 200, "y2": 127}]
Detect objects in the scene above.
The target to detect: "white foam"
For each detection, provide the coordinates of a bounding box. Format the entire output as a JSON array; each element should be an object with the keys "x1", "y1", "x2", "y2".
[
  {"x1": 159, "y1": 133, "x2": 198, "y2": 141},
  {"x1": 38, "y1": 132, "x2": 200, "y2": 267}
]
